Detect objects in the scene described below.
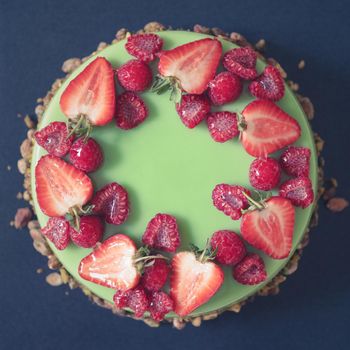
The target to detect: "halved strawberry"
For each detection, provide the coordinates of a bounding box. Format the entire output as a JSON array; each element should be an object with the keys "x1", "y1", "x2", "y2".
[
  {"x1": 60, "y1": 57, "x2": 116, "y2": 126},
  {"x1": 170, "y1": 251, "x2": 224, "y2": 317},
  {"x1": 241, "y1": 196, "x2": 295, "y2": 259},
  {"x1": 35, "y1": 155, "x2": 93, "y2": 217},
  {"x1": 241, "y1": 100, "x2": 301, "y2": 157}
]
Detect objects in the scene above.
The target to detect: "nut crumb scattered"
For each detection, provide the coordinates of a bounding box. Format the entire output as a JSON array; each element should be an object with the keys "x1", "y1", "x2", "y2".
[
  {"x1": 36, "y1": 268, "x2": 43, "y2": 274},
  {"x1": 255, "y1": 39, "x2": 266, "y2": 51},
  {"x1": 46, "y1": 272, "x2": 63, "y2": 287},
  {"x1": 14, "y1": 207, "x2": 32, "y2": 229},
  {"x1": 327, "y1": 197, "x2": 349, "y2": 212},
  {"x1": 24, "y1": 115, "x2": 36, "y2": 129},
  {"x1": 16, "y1": 192, "x2": 23, "y2": 199},
  {"x1": 10, "y1": 220, "x2": 14, "y2": 227},
  {"x1": 298, "y1": 60, "x2": 305, "y2": 69},
  {"x1": 6, "y1": 165, "x2": 11, "y2": 171}
]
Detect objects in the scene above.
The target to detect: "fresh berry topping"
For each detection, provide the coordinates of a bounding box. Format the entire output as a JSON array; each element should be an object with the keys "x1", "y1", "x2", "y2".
[
  {"x1": 279, "y1": 177, "x2": 314, "y2": 208},
  {"x1": 60, "y1": 57, "x2": 116, "y2": 126},
  {"x1": 140, "y1": 258, "x2": 170, "y2": 292},
  {"x1": 222, "y1": 47, "x2": 258, "y2": 80},
  {"x1": 69, "y1": 215, "x2": 104, "y2": 248},
  {"x1": 125, "y1": 33, "x2": 163, "y2": 62},
  {"x1": 142, "y1": 213, "x2": 180, "y2": 252},
  {"x1": 233, "y1": 253, "x2": 267, "y2": 285},
  {"x1": 113, "y1": 286, "x2": 149, "y2": 318},
  {"x1": 115, "y1": 91, "x2": 148, "y2": 130},
  {"x1": 279, "y1": 146, "x2": 311, "y2": 177},
  {"x1": 91, "y1": 182, "x2": 129, "y2": 225},
  {"x1": 149, "y1": 291, "x2": 174, "y2": 321},
  {"x1": 249, "y1": 65, "x2": 285, "y2": 101},
  {"x1": 41, "y1": 217, "x2": 70, "y2": 250},
  {"x1": 207, "y1": 111, "x2": 239, "y2": 142},
  {"x1": 175, "y1": 94, "x2": 210, "y2": 128},
  {"x1": 249, "y1": 157, "x2": 281, "y2": 191},
  {"x1": 241, "y1": 196, "x2": 295, "y2": 259},
  {"x1": 241, "y1": 100, "x2": 301, "y2": 157},
  {"x1": 35, "y1": 155, "x2": 93, "y2": 217},
  {"x1": 212, "y1": 184, "x2": 250, "y2": 220},
  {"x1": 208, "y1": 72, "x2": 242, "y2": 105},
  {"x1": 210, "y1": 230, "x2": 246, "y2": 265},
  {"x1": 116, "y1": 60, "x2": 153, "y2": 92},
  {"x1": 170, "y1": 251, "x2": 224, "y2": 317},
  {"x1": 157, "y1": 38, "x2": 222, "y2": 94},
  {"x1": 79, "y1": 234, "x2": 139, "y2": 290},
  {"x1": 34, "y1": 122, "x2": 74, "y2": 157},
  {"x1": 69, "y1": 137, "x2": 103, "y2": 173}
]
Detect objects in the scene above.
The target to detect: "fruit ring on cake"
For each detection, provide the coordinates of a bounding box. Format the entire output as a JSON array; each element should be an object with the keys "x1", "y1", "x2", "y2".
[{"x1": 29, "y1": 25, "x2": 318, "y2": 326}]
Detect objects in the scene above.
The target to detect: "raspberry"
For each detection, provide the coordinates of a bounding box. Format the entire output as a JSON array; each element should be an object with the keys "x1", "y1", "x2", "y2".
[
  {"x1": 175, "y1": 94, "x2": 210, "y2": 128},
  {"x1": 208, "y1": 72, "x2": 242, "y2": 105},
  {"x1": 140, "y1": 258, "x2": 169, "y2": 292},
  {"x1": 210, "y1": 230, "x2": 246, "y2": 265},
  {"x1": 69, "y1": 137, "x2": 103, "y2": 173},
  {"x1": 223, "y1": 47, "x2": 258, "y2": 80},
  {"x1": 207, "y1": 111, "x2": 239, "y2": 142},
  {"x1": 279, "y1": 176, "x2": 314, "y2": 208},
  {"x1": 69, "y1": 216, "x2": 104, "y2": 248},
  {"x1": 115, "y1": 91, "x2": 148, "y2": 130},
  {"x1": 149, "y1": 291, "x2": 174, "y2": 322},
  {"x1": 41, "y1": 217, "x2": 70, "y2": 250},
  {"x1": 249, "y1": 157, "x2": 281, "y2": 191},
  {"x1": 125, "y1": 33, "x2": 163, "y2": 62},
  {"x1": 233, "y1": 253, "x2": 267, "y2": 285},
  {"x1": 279, "y1": 146, "x2": 311, "y2": 177}
]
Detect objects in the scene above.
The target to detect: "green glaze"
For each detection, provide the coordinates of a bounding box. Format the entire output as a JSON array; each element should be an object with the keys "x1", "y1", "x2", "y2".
[{"x1": 31, "y1": 31, "x2": 317, "y2": 318}]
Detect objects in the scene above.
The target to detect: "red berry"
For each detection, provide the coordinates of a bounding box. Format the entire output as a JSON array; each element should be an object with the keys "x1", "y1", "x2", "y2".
[
  {"x1": 223, "y1": 47, "x2": 258, "y2": 80},
  {"x1": 175, "y1": 94, "x2": 211, "y2": 128},
  {"x1": 113, "y1": 286, "x2": 149, "y2": 318},
  {"x1": 149, "y1": 291, "x2": 174, "y2": 322},
  {"x1": 208, "y1": 72, "x2": 242, "y2": 105},
  {"x1": 34, "y1": 122, "x2": 74, "y2": 157},
  {"x1": 125, "y1": 33, "x2": 163, "y2": 62},
  {"x1": 233, "y1": 253, "x2": 267, "y2": 285},
  {"x1": 116, "y1": 60, "x2": 153, "y2": 92},
  {"x1": 249, "y1": 65, "x2": 285, "y2": 101},
  {"x1": 212, "y1": 184, "x2": 250, "y2": 220},
  {"x1": 115, "y1": 91, "x2": 148, "y2": 130},
  {"x1": 41, "y1": 217, "x2": 70, "y2": 250},
  {"x1": 207, "y1": 111, "x2": 239, "y2": 143},
  {"x1": 142, "y1": 213, "x2": 180, "y2": 253},
  {"x1": 210, "y1": 230, "x2": 246, "y2": 265},
  {"x1": 69, "y1": 137, "x2": 103, "y2": 173},
  {"x1": 91, "y1": 182, "x2": 129, "y2": 225},
  {"x1": 69, "y1": 216, "x2": 104, "y2": 248},
  {"x1": 279, "y1": 176, "x2": 314, "y2": 208},
  {"x1": 140, "y1": 258, "x2": 169, "y2": 292},
  {"x1": 279, "y1": 146, "x2": 311, "y2": 177},
  {"x1": 249, "y1": 157, "x2": 281, "y2": 191}
]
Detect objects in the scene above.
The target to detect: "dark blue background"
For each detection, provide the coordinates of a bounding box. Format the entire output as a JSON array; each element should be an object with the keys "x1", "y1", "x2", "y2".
[{"x1": 1, "y1": 0, "x2": 349, "y2": 349}]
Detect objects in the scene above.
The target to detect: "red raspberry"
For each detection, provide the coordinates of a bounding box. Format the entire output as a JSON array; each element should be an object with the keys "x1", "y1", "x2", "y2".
[
  {"x1": 212, "y1": 184, "x2": 251, "y2": 220},
  {"x1": 210, "y1": 230, "x2": 246, "y2": 265},
  {"x1": 223, "y1": 47, "x2": 258, "y2": 80},
  {"x1": 142, "y1": 213, "x2": 180, "y2": 253},
  {"x1": 175, "y1": 94, "x2": 210, "y2": 128},
  {"x1": 233, "y1": 253, "x2": 267, "y2": 285},
  {"x1": 41, "y1": 217, "x2": 70, "y2": 250},
  {"x1": 207, "y1": 111, "x2": 239, "y2": 143},
  {"x1": 116, "y1": 60, "x2": 153, "y2": 92},
  {"x1": 91, "y1": 182, "x2": 129, "y2": 225},
  {"x1": 208, "y1": 72, "x2": 242, "y2": 105},
  {"x1": 249, "y1": 65, "x2": 285, "y2": 101},
  {"x1": 149, "y1": 291, "x2": 174, "y2": 322},
  {"x1": 279, "y1": 176, "x2": 314, "y2": 208},
  {"x1": 279, "y1": 146, "x2": 311, "y2": 177},
  {"x1": 69, "y1": 216, "x2": 104, "y2": 248},
  {"x1": 34, "y1": 121, "x2": 74, "y2": 157},
  {"x1": 140, "y1": 258, "x2": 169, "y2": 292},
  {"x1": 249, "y1": 157, "x2": 281, "y2": 191},
  {"x1": 115, "y1": 91, "x2": 148, "y2": 130},
  {"x1": 69, "y1": 137, "x2": 103, "y2": 173},
  {"x1": 113, "y1": 286, "x2": 149, "y2": 318},
  {"x1": 125, "y1": 33, "x2": 163, "y2": 62}
]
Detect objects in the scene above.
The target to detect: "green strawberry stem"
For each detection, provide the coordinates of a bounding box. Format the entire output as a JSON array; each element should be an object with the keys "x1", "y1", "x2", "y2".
[
  {"x1": 134, "y1": 255, "x2": 168, "y2": 264},
  {"x1": 242, "y1": 191, "x2": 266, "y2": 210},
  {"x1": 67, "y1": 114, "x2": 93, "y2": 141},
  {"x1": 151, "y1": 74, "x2": 182, "y2": 103}
]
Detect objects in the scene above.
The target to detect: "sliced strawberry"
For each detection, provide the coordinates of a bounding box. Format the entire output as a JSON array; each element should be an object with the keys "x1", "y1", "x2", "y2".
[
  {"x1": 60, "y1": 57, "x2": 116, "y2": 126},
  {"x1": 241, "y1": 100, "x2": 301, "y2": 157},
  {"x1": 35, "y1": 155, "x2": 93, "y2": 217},
  {"x1": 241, "y1": 196, "x2": 295, "y2": 259},
  {"x1": 170, "y1": 251, "x2": 224, "y2": 317}
]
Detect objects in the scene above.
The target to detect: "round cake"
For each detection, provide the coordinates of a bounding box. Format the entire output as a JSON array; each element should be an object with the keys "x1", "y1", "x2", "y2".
[{"x1": 27, "y1": 25, "x2": 319, "y2": 326}]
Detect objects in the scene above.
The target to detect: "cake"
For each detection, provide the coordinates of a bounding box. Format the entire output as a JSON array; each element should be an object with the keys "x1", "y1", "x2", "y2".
[{"x1": 21, "y1": 23, "x2": 321, "y2": 328}]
